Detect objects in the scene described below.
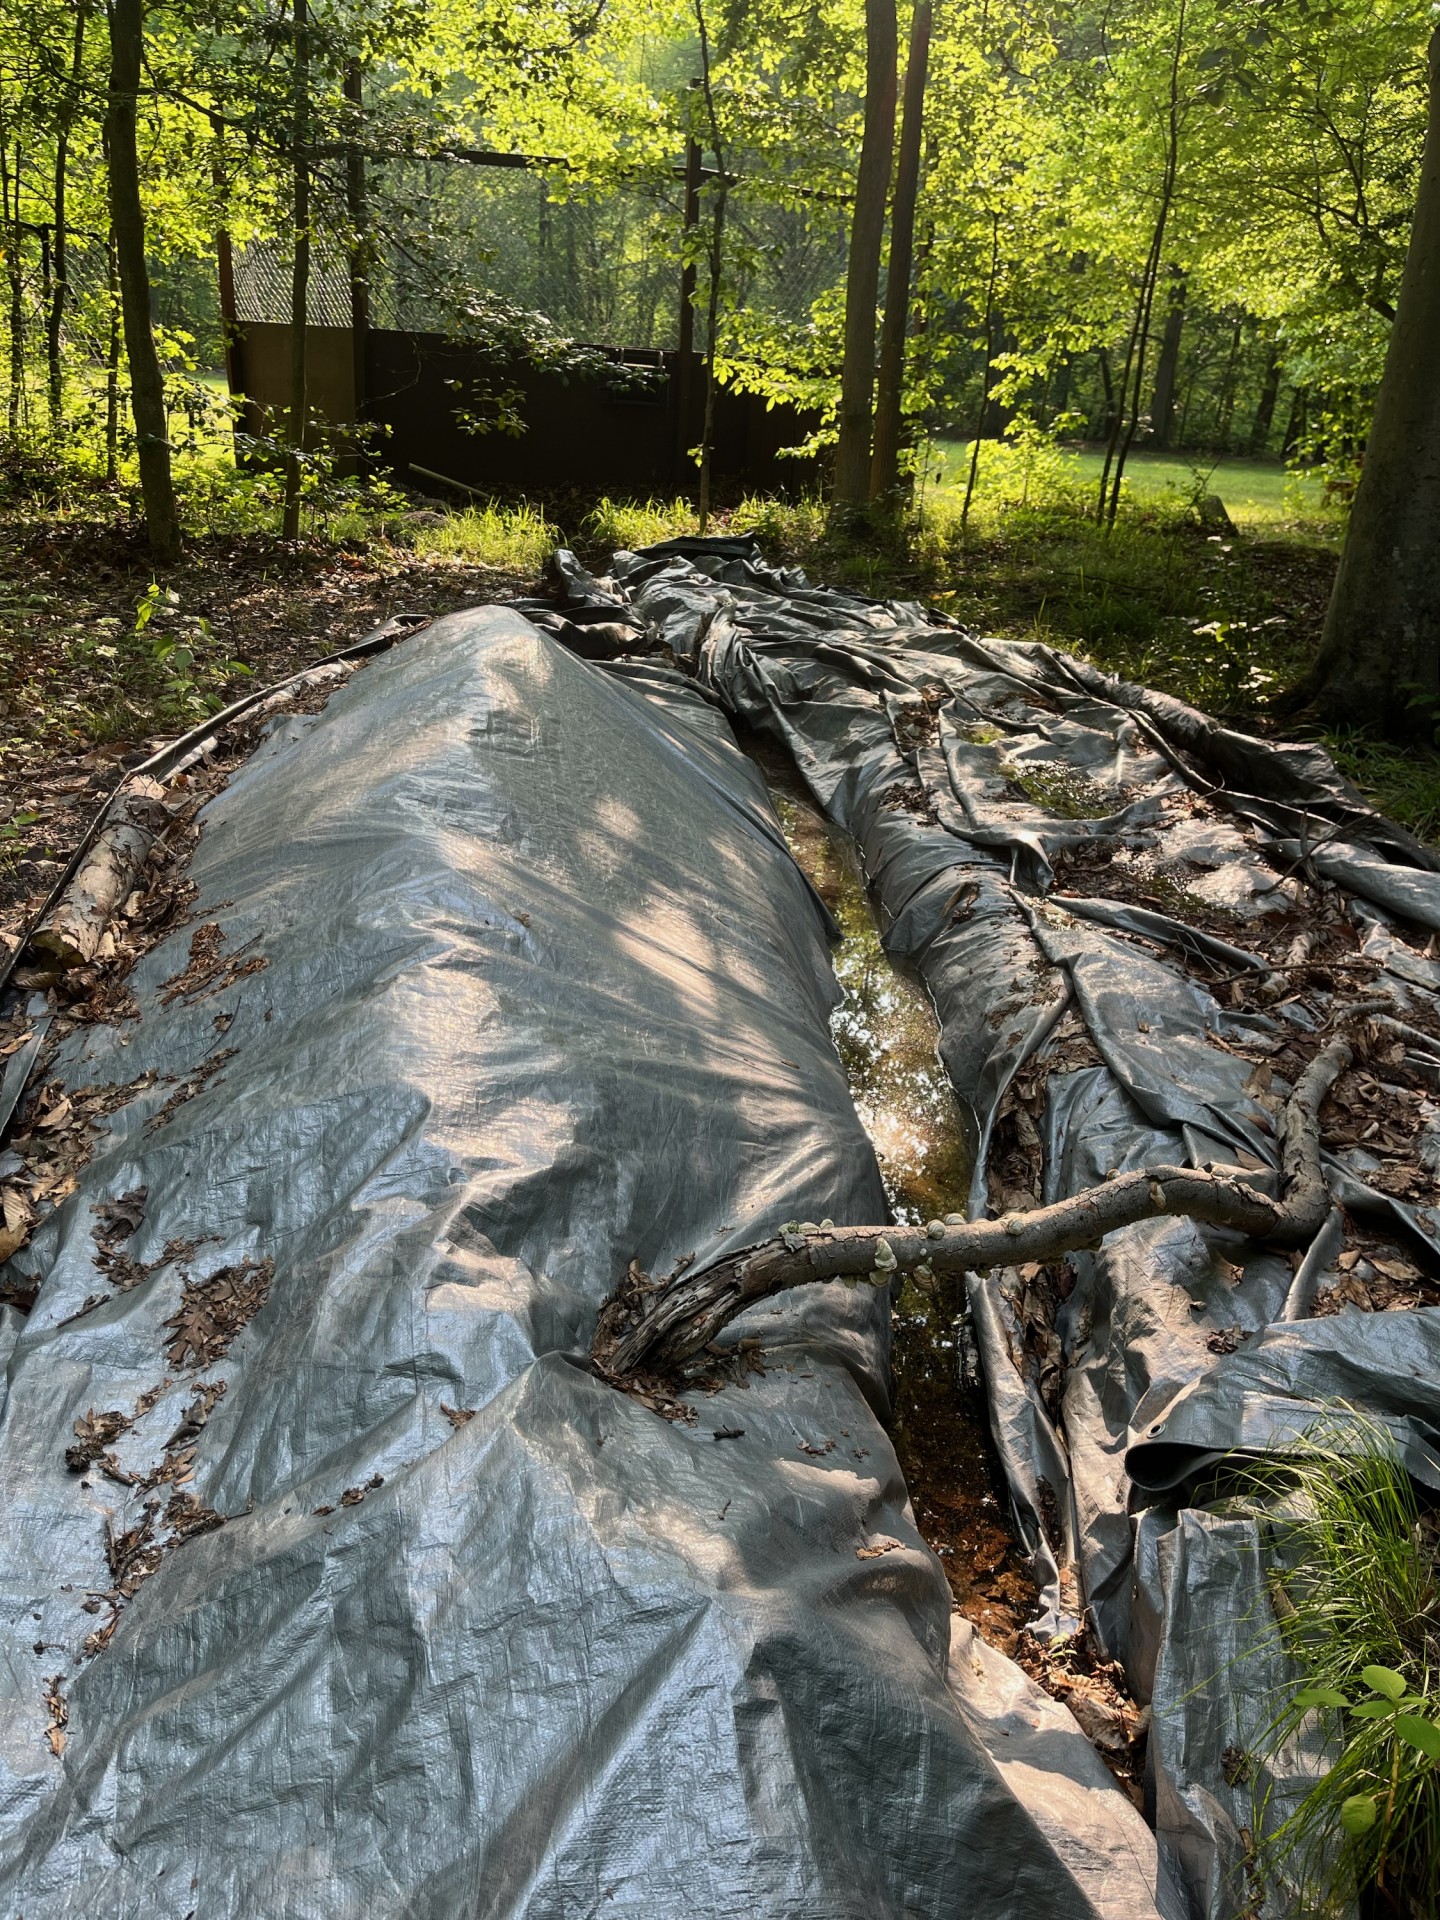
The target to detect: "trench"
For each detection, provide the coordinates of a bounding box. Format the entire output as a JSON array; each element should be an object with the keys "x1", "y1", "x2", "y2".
[{"x1": 747, "y1": 739, "x2": 1036, "y2": 1653}]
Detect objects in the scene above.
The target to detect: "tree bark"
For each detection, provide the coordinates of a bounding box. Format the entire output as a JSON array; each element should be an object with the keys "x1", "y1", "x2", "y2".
[
  {"x1": 594, "y1": 1041, "x2": 1351, "y2": 1379},
  {"x1": 30, "y1": 780, "x2": 169, "y2": 969},
  {"x1": 1148, "y1": 268, "x2": 1185, "y2": 451},
  {"x1": 869, "y1": 0, "x2": 931, "y2": 506},
  {"x1": 281, "y1": 0, "x2": 310, "y2": 541},
  {"x1": 47, "y1": 4, "x2": 90, "y2": 434},
  {"x1": 105, "y1": 0, "x2": 180, "y2": 561},
  {"x1": 831, "y1": 0, "x2": 898, "y2": 511},
  {"x1": 1305, "y1": 26, "x2": 1440, "y2": 737}
]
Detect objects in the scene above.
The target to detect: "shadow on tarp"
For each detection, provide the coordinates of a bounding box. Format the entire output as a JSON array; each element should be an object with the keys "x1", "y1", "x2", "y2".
[
  {"x1": 0, "y1": 609, "x2": 1175, "y2": 1917},
  {"x1": 546, "y1": 533, "x2": 1440, "y2": 1920}
]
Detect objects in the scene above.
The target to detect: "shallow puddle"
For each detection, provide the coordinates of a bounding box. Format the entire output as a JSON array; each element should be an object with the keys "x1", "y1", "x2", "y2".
[{"x1": 747, "y1": 737, "x2": 1035, "y2": 1650}]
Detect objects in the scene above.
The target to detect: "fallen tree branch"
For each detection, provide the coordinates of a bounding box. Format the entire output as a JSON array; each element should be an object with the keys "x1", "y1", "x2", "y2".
[
  {"x1": 593, "y1": 1039, "x2": 1352, "y2": 1379},
  {"x1": 29, "y1": 779, "x2": 170, "y2": 970}
]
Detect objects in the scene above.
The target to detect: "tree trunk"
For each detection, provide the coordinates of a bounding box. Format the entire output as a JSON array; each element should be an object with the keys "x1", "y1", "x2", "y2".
[
  {"x1": 1148, "y1": 268, "x2": 1185, "y2": 450},
  {"x1": 1, "y1": 142, "x2": 23, "y2": 439},
  {"x1": 105, "y1": 0, "x2": 180, "y2": 560},
  {"x1": 1214, "y1": 314, "x2": 1244, "y2": 451},
  {"x1": 961, "y1": 215, "x2": 1001, "y2": 528},
  {"x1": 1249, "y1": 345, "x2": 1280, "y2": 457},
  {"x1": 1094, "y1": 346, "x2": 1116, "y2": 442},
  {"x1": 869, "y1": 0, "x2": 931, "y2": 506},
  {"x1": 47, "y1": 4, "x2": 89, "y2": 434},
  {"x1": 831, "y1": 0, "x2": 898, "y2": 511},
  {"x1": 1282, "y1": 384, "x2": 1308, "y2": 457},
  {"x1": 281, "y1": 0, "x2": 310, "y2": 541},
  {"x1": 693, "y1": 0, "x2": 728, "y2": 532},
  {"x1": 104, "y1": 226, "x2": 120, "y2": 483},
  {"x1": 343, "y1": 60, "x2": 367, "y2": 458},
  {"x1": 1307, "y1": 26, "x2": 1440, "y2": 737}
]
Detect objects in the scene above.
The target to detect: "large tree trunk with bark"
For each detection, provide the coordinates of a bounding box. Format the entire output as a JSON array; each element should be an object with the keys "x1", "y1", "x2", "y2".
[
  {"x1": 831, "y1": 0, "x2": 898, "y2": 511},
  {"x1": 1305, "y1": 27, "x2": 1440, "y2": 738},
  {"x1": 105, "y1": 0, "x2": 181, "y2": 561},
  {"x1": 869, "y1": 0, "x2": 931, "y2": 506}
]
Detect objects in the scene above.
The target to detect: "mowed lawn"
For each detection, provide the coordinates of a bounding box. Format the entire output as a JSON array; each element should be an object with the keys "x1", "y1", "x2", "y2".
[{"x1": 928, "y1": 439, "x2": 1328, "y2": 530}]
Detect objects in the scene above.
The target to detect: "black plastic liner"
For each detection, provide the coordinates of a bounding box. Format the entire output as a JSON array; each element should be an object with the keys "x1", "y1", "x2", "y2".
[
  {"x1": 0, "y1": 608, "x2": 1173, "y2": 1916},
  {"x1": 545, "y1": 536, "x2": 1440, "y2": 1918}
]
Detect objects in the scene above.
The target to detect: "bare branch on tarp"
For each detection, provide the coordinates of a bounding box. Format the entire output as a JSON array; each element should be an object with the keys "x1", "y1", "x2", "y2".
[{"x1": 592, "y1": 1039, "x2": 1352, "y2": 1380}]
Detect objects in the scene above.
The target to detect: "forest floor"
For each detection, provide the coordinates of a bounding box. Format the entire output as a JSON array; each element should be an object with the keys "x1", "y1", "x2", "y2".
[{"x1": 0, "y1": 469, "x2": 1434, "y2": 966}]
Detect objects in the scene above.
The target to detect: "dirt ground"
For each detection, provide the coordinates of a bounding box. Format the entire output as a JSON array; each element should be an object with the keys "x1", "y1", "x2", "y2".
[{"x1": 0, "y1": 516, "x2": 535, "y2": 953}]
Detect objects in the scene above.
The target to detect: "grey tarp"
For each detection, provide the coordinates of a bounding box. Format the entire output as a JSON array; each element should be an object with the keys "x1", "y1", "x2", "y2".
[
  {"x1": 0, "y1": 608, "x2": 1173, "y2": 1916},
  {"x1": 547, "y1": 537, "x2": 1440, "y2": 1918}
]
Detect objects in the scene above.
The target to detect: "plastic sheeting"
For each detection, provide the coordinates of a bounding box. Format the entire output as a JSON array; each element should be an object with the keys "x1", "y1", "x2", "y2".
[
  {"x1": 0, "y1": 606, "x2": 1175, "y2": 1917},
  {"x1": 547, "y1": 536, "x2": 1440, "y2": 1918}
]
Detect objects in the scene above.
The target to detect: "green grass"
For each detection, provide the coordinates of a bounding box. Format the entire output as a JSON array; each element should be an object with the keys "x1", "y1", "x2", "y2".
[
  {"x1": 407, "y1": 501, "x2": 559, "y2": 572},
  {"x1": 927, "y1": 439, "x2": 1329, "y2": 532},
  {"x1": 1235, "y1": 1422, "x2": 1440, "y2": 1917}
]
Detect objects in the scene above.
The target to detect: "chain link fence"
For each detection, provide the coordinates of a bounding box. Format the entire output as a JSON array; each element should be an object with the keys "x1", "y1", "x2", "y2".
[{"x1": 232, "y1": 158, "x2": 848, "y2": 358}]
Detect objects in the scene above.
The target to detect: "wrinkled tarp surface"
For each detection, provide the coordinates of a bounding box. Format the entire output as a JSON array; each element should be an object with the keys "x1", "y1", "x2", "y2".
[
  {"x1": 0, "y1": 608, "x2": 1173, "y2": 1917},
  {"x1": 546, "y1": 536, "x2": 1440, "y2": 1919}
]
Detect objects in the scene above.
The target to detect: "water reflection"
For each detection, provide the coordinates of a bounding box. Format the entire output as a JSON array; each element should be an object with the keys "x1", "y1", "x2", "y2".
[
  {"x1": 753, "y1": 744, "x2": 1034, "y2": 1646},
  {"x1": 769, "y1": 790, "x2": 970, "y2": 1224}
]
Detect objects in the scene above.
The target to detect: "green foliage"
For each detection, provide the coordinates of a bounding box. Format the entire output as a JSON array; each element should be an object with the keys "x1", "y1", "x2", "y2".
[{"x1": 1236, "y1": 1422, "x2": 1440, "y2": 1917}]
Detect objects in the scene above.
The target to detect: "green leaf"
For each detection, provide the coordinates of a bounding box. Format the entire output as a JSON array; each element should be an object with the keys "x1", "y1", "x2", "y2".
[
  {"x1": 1339, "y1": 1794, "x2": 1378, "y2": 1836},
  {"x1": 1395, "y1": 1715, "x2": 1440, "y2": 1761},
  {"x1": 1352, "y1": 1699, "x2": 1399, "y2": 1719},
  {"x1": 1362, "y1": 1665, "x2": 1408, "y2": 1701},
  {"x1": 1295, "y1": 1686, "x2": 1350, "y2": 1710}
]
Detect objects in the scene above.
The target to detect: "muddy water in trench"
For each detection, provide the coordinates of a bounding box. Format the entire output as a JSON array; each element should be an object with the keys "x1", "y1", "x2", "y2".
[{"x1": 750, "y1": 743, "x2": 1035, "y2": 1651}]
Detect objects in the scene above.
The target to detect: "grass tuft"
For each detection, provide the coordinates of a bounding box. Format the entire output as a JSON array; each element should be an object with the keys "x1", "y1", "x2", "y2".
[{"x1": 1236, "y1": 1419, "x2": 1440, "y2": 1917}]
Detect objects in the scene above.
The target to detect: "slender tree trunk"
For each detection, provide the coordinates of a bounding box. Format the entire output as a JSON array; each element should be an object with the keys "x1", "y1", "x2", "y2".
[
  {"x1": 281, "y1": 0, "x2": 310, "y2": 540},
  {"x1": 1148, "y1": 268, "x2": 1185, "y2": 450},
  {"x1": 1305, "y1": 27, "x2": 1440, "y2": 736},
  {"x1": 343, "y1": 59, "x2": 367, "y2": 463},
  {"x1": 47, "y1": 4, "x2": 89, "y2": 434},
  {"x1": 832, "y1": 0, "x2": 898, "y2": 510},
  {"x1": 869, "y1": 0, "x2": 931, "y2": 506},
  {"x1": 1214, "y1": 315, "x2": 1244, "y2": 450},
  {"x1": 1098, "y1": 0, "x2": 1186, "y2": 527},
  {"x1": 105, "y1": 0, "x2": 180, "y2": 559},
  {"x1": 961, "y1": 214, "x2": 1001, "y2": 528},
  {"x1": 693, "y1": 0, "x2": 728, "y2": 531},
  {"x1": 1282, "y1": 384, "x2": 1308, "y2": 457},
  {"x1": 1094, "y1": 346, "x2": 1116, "y2": 442},
  {"x1": 2, "y1": 142, "x2": 24, "y2": 438},
  {"x1": 104, "y1": 226, "x2": 120, "y2": 483},
  {"x1": 1248, "y1": 345, "x2": 1280, "y2": 456}
]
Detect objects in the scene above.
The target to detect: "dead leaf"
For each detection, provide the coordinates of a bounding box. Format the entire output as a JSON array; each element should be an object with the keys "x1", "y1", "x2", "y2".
[{"x1": 856, "y1": 1538, "x2": 902, "y2": 1559}]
